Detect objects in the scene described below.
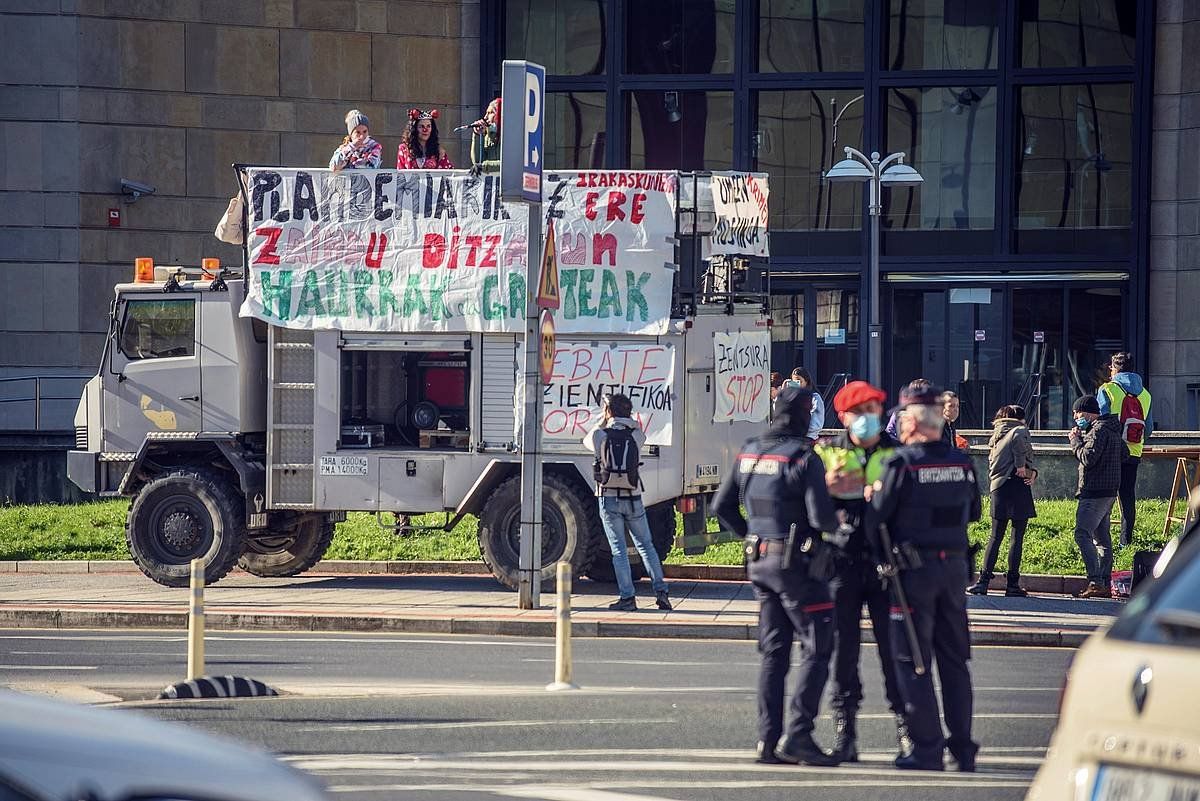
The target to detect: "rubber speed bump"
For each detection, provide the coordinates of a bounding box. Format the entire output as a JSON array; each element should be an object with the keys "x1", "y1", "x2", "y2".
[{"x1": 158, "y1": 676, "x2": 278, "y2": 700}]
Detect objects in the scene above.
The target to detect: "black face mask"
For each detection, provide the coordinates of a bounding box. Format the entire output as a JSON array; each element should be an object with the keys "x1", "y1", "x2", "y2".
[{"x1": 770, "y1": 386, "x2": 813, "y2": 438}]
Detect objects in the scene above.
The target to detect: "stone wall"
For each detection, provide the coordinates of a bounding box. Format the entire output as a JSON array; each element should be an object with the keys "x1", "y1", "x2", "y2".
[
  {"x1": 1149, "y1": 1, "x2": 1200, "y2": 429},
  {"x1": 0, "y1": 0, "x2": 479, "y2": 399}
]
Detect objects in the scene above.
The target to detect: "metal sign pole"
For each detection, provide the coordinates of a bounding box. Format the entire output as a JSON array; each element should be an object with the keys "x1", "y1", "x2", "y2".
[
  {"x1": 501, "y1": 59, "x2": 547, "y2": 610},
  {"x1": 518, "y1": 200, "x2": 544, "y2": 609}
]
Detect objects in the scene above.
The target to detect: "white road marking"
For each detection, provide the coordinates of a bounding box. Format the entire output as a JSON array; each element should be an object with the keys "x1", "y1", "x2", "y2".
[
  {"x1": 0, "y1": 665, "x2": 98, "y2": 671},
  {"x1": 500, "y1": 787, "x2": 676, "y2": 801},
  {"x1": 325, "y1": 778, "x2": 1030, "y2": 794},
  {"x1": 287, "y1": 746, "x2": 1047, "y2": 762},
  {"x1": 522, "y1": 658, "x2": 760, "y2": 667},
  {"x1": 0, "y1": 633, "x2": 554, "y2": 648},
  {"x1": 1, "y1": 683, "x2": 122, "y2": 704},
  {"x1": 297, "y1": 718, "x2": 677, "y2": 733}
]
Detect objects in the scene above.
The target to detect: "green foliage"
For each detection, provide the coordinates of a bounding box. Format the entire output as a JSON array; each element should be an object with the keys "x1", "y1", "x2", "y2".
[{"x1": 0, "y1": 497, "x2": 1178, "y2": 576}]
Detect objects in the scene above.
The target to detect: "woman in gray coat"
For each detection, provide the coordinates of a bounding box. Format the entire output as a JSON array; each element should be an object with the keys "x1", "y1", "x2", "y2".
[{"x1": 969, "y1": 405, "x2": 1037, "y2": 597}]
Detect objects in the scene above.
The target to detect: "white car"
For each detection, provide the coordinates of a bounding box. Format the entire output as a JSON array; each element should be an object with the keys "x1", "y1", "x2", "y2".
[
  {"x1": 0, "y1": 689, "x2": 328, "y2": 801},
  {"x1": 1027, "y1": 521, "x2": 1200, "y2": 800}
]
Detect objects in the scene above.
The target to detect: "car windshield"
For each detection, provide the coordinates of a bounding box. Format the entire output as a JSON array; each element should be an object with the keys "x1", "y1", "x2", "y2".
[{"x1": 1108, "y1": 525, "x2": 1200, "y2": 647}]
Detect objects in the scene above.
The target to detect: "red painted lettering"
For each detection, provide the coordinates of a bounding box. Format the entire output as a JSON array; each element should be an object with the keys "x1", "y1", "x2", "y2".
[
  {"x1": 593, "y1": 232, "x2": 617, "y2": 265},
  {"x1": 606, "y1": 191, "x2": 627, "y2": 222},
  {"x1": 253, "y1": 226, "x2": 283, "y2": 265},
  {"x1": 630, "y1": 193, "x2": 646, "y2": 224},
  {"x1": 364, "y1": 232, "x2": 387, "y2": 269},
  {"x1": 422, "y1": 233, "x2": 446, "y2": 268},
  {"x1": 585, "y1": 192, "x2": 600, "y2": 221}
]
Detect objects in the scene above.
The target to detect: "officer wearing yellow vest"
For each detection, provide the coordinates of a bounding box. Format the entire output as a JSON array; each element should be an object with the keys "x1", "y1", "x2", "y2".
[
  {"x1": 814, "y1": 381, "x2": 911, "y2": 764},
  {"x1": 1096, "y1": 352, "x2": 1152, "y2": 548}
]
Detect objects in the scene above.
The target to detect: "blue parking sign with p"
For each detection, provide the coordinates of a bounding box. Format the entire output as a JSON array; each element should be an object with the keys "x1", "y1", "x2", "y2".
[{"x1": 500, "y1": 60, "x2": 545, "y2": 204}]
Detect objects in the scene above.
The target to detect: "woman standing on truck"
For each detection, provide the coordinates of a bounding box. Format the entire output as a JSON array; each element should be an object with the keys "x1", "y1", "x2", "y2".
[
  {"x1": 329, "y1": 109, "x2": 382, "y2": 172},
  {"x1": 396, "y1": 108, "x2": 453, "y2": 169}
]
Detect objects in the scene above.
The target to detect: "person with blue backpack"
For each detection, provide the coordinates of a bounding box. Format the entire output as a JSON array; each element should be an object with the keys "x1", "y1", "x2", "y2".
[
  {"x1": 1096, "y1": 352, "x2": 1153, "y2": 548},
  {"x1": 583, "y1": 393, "x2": 672, "y2": 612}
]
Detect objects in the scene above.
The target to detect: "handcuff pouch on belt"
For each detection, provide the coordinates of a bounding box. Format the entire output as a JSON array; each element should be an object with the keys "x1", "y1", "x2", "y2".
[{"x1": 892, "y1": 541, "x2": 924, "y2": 571}]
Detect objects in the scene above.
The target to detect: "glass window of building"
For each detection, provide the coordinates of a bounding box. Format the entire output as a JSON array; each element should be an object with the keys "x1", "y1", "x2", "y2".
[
  {"x1": 1011, "y1": 288, "x2": 1066, "y2": 429},
  {"x1": 758, "y1": 0, "x2": 865, "y2": 73},
  {"x1": 1067, "y1": 286, "x2": 1124, "y2": 401},
  {"x1": 628, "y1": 91, "x2": 733, "y2": 170},
  {"x1": 756, "y1": 90, "x2": 865, "y2": 232},
  {"x1": 770, "y1": 293, "x2": 804, "y2": 374},
  {"x1": 505, "y1": 0, "x2": 606, "y2": 75},
  {"x1": 815, "y1": 289, "x2": 859, "y2": 390},
  {"x1": 886, "y1": 0, "x2": 1001, "y2": 71},
  {"x1": 1015, "y1": 83, "x2": 1133, "y2": 253},
  {"x1": 883, "y1": 85, "x2": 997, "y2": 232},
  {"x1": 625, "y1": 0, "x2": 734, "y2": 74},
  {"x1": 1020, "y1": 0, "x2": 1136, "y2": 69},
  {"x1": 544, "y1": 93, "x2": 607, "y2": 169}
]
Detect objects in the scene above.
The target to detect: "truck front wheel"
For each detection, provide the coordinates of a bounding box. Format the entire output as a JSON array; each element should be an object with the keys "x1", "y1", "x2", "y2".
[
  {"x1": 126, "y1": 469, "x2": 246, "y2": 587},
  {"x1": 238, "y1": 515, "x2": 336, "y2": 578},
  {"x1": 477, "y1": 473, "x2": 599, "y2": 591}
]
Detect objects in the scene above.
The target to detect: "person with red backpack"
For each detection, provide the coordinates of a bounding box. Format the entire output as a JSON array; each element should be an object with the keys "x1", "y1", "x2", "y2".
[
  {"x1": 583, "y1": 393, "x2": 671, "y2": 612},
  {"x1": 1096, "y1": 352, "x2": 1153, "y2": 548}
]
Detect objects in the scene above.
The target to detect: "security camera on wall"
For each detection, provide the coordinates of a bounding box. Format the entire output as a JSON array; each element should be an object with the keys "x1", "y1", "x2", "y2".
[{"x1": 120, "y1": 178, "x2": 156, "y2": 203}]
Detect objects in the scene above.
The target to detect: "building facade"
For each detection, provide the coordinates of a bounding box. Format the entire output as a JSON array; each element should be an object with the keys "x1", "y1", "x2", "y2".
[{"x1": 1, "y1": 0, "x2": 1197, "y2": 432}]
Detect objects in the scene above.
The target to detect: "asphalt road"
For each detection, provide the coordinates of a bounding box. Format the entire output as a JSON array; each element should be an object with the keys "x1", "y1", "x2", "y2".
[{"x1": 0, "y1": 629, "x2": 1070, "y2": 801}]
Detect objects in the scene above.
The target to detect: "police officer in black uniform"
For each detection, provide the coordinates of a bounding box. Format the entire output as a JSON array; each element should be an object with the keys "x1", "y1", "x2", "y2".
[
  {"x1": 869, "y1": 384, "x2": 981, "y2": 772},
  {"x1": 712, "y1": 385, "x2": 840, "y2": 767}
]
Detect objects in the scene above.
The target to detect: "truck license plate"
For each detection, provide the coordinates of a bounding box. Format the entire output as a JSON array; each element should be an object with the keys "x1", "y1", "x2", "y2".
[
  {"x1": 696, "y1": 463, "x2": 721, "y2": 480},
  {"x1": 319, "y1": 455, "x2": 369, "y2": 476},
  {"x1": 1092, "y1": 765, "x2": 1200, "y2": 801}
]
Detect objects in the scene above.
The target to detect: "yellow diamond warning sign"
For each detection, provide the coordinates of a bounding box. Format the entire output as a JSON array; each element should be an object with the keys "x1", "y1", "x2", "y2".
[{"x1": 536, "y1": 218, "x2": 560, "y2": 310}]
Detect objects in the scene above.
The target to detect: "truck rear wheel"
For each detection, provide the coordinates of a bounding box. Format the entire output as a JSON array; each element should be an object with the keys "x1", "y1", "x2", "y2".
[
  {"x1": 126, "y1": 469, "x2": 246, "y2": 588},
  {"x1": 478, "y1": 473, "x2": 599, "y2": 591},
  {"x1": 238, "y1": 515, "x2": 336, "y2": 578},
  {"x1": 586, "y1": 500, "x2": 676, "y2": 584}
]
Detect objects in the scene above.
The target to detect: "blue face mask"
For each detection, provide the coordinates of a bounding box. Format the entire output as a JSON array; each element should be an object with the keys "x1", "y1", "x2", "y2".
[
  {"x1": 848, "y1": 414, "x2": 882, "y2": 440},
  {"x1": 1075, "y1": 417, "x2": 1091, "y2": 430}
]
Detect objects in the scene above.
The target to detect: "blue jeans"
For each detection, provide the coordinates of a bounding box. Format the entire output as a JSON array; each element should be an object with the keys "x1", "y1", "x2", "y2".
[{"x1": 598, "y1": 495, "x2": 667, "y2": 599}]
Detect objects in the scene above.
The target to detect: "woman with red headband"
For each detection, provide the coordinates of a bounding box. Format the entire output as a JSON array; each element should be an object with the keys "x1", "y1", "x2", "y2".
[{"x1": 396, "y1": 108, "x2": 453, "y2": 169}]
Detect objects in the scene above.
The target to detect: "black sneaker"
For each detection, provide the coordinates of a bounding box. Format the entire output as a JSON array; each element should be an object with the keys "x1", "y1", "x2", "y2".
[
  {"x1": 755, "y1": 740, "x2": 783, "y2": 764},
  {"x1": 895, "y1": 753, "x2": 944, "y2": 771},
  {"x1": 966, "y1": 581, "x2": 989, "y2": 596},
  {"x1": 608, "y1": 596, "x2": 637, "y2": 611},
  {"x1": 655, "y1": 590, "x2": 672, "y2": 611}
]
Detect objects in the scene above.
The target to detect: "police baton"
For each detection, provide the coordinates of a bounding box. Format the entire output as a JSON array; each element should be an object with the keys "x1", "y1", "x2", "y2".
[{"x1": 877, "y1": 523, "x2": 926, "y2": 676}]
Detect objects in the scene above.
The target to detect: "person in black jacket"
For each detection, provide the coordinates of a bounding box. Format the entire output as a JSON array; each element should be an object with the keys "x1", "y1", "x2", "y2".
[
  {"x1": 1069, "y1": 395, "x2": 1124, "y2": 599},
  {"x1": 870, "y1": 385, "x2": 982, "y2": 772},
  {"x1": 712, "y1": 385, "x2": 840, "y2": 767}
]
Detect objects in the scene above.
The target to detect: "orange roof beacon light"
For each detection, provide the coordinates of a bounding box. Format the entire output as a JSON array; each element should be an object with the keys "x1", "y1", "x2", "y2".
[
  {"x1": 134, "y1": 257, "x2": 155, "y2": 283},
  {"x1": 201, "y1": 258, "x2": 219, "y2": 279}
]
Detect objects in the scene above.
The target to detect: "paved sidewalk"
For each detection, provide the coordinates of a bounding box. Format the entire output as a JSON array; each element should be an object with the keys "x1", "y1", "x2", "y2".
[{"x1": 0, "y1": 567, "x2": 1122, "y2": 646}]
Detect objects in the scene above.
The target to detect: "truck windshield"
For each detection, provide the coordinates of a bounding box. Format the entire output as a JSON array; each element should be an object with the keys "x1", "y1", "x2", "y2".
[{"x1": 118, "y1": 299, "x2": 195, "y2": 360}]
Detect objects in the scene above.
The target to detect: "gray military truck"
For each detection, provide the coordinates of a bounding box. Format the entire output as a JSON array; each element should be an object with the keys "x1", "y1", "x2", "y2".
[{"x1": 67, "y1": 170, "x2": 770, "y2": 589}]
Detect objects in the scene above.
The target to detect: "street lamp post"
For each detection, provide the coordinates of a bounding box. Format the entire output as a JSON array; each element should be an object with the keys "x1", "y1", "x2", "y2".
[{"x1": 824, "y1": 147, "x2": 924, "y2": 386}]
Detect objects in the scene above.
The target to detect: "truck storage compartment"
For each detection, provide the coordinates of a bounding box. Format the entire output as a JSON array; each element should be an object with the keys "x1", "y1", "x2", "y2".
[{"x1": 339, "y1": 350, "x2": 471, "y2": 450}]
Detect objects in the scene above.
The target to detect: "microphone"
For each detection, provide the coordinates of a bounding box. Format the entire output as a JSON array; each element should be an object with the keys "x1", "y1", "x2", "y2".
[{"x1": 453, "y1": 120, "x2": 487, "y2": 133}]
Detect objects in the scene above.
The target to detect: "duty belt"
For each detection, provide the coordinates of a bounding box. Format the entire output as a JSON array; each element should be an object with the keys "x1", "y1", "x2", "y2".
[
  {"x1": 918, "y1": 548, "x2": 967, "y2": 560},
  {"x1": 753, "y1": 539, "x2": 789, "y2": 557}
]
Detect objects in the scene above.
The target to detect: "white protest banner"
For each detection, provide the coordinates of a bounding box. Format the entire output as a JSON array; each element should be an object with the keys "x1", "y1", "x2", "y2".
[
  {"x1": 710, "y1": 171, "x2": 769, "y2": 258},
  {"x1": 238, "y1": 168, "x2": 678, "y2": 335},
  {"x1": 543, "y1": 171, "x2": 677, "y2": 335},
  {"x1": 517, "y1": 341, "x2": 676, "y2": 446},
  {"x1": 713, "y1": 330, "x2": 770, "y2": 423}
]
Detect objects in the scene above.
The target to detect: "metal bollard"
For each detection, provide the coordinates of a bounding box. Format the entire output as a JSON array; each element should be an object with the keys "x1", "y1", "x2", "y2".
[
  {"x1": 545, "y1": 560, "x2": 579, "y2": 691},
  {"x1": 187, "y1": 558, "x2": 205, "y2": 681}
]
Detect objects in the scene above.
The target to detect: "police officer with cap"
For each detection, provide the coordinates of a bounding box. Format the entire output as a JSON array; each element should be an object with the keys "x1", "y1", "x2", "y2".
[
  {"x1": 814, "y1": 381, "x2": 910, "y2": 763},
  {"x1": 870, "y1": 382, "x2": 981, "y2": 772},
  {"x1": 712, "y1": 385, "x2": 840, "y2": 767}
]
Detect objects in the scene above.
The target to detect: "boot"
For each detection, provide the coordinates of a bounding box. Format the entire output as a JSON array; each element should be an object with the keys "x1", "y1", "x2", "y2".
[
  {"x1": 831, "y1": 708, "x2": 859, "y2": 763},
  {"x1": 755, "y1": 740, "x2": 783, "y2": 764},
  {"x1": 966, "y1": 575, "x2": 991, "y2": 595},
  {"x1": 895, "y1": 714, "x2": 914, "y2": 759},
  {"x1": 775, "y1": 732, "x2": 841, "y2": 767},
  {"x1": 1073, "y1": 582, "x2": 1112, "y2": 599}
]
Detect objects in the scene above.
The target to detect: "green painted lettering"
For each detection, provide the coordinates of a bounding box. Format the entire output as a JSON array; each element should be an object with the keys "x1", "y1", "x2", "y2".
[
  {"x1": 402, "y1": 273, "x2": 428, "y2": 316},
  {"x1": 259, "y1": 269, "x2": 293, "y2": 321},
  {"x1": 577, "y1": 268, "x2": 597, "y2": 317},
  {"x1": 482, "y1": 274, "x2": 504, "y2": 320},
  {"x1": 625, "y1": 270, "x2": 651, "y2": 323},
  {"x1": 507, "y1": 273, "x2": 526, "y2": 318},
  {"x1": 428, "y1": 275, "x2": 454, "y2": 321},
  {"x1": 353, "y1": 270, "x2": 374, "y2": 317},
  {"x1": 598, "y1": 269, "x2": 622, "y2": 319},
  {"x1": 323, "y1": 270, "x2": 349, "y2": 315},
  {"x1": 377, "y1": 271, "x2": 399, "y2": 315},
  {"x1": 559, "y1": 269, "x2": 577, "y2": 319},
  {"x1": 297, "y1": 270, "x2": 325, "y2": 316}
]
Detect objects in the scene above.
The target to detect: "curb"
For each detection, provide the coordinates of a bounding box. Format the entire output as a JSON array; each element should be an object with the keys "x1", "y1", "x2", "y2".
[
  {"x1": 0, "y1": 559, "x2": 1094, "y2": 595},
  {"x1": 0, "y1": 607, "x2": 1092, "y2": 647}
]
